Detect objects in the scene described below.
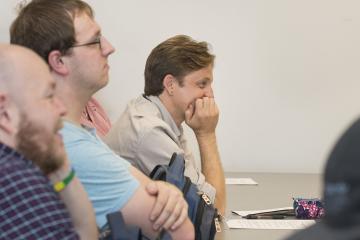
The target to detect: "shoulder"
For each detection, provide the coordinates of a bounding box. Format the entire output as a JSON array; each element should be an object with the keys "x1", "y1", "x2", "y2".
[
  {"x1": 113, "y1": 95, "x2": 164, "y2": 128},
  {"x1": 109, "y1": 96, "x2": 175, "y2": 142},
  {"x1": 0, "y1": 154, "x2": 47, "y2": 188},
  {"x1": 0, "y1": 155, "x2": 55, "y2": 201},
  {"x1": 61, "y1": 121, "x2": 104, "y2": 153},
  {"x1": 61, "y1": 121, "x2": 92, "y2": 142},
  {"x1": 61, "y1": 122, "x2": 132, "y2": 173}
]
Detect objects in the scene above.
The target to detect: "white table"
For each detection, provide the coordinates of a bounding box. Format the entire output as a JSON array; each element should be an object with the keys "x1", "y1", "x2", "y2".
[{"x1": 215, "y1": 172, "x2": 322, "y2": 240}]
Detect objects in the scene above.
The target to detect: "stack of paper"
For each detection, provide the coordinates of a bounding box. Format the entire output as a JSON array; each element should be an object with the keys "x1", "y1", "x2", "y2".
[
  {"x1": 227, "y1": 219, "x2": 315, "y2": 230},
  {"x1": 225, "y1": 178, "x2": 258, "y2": 185}
]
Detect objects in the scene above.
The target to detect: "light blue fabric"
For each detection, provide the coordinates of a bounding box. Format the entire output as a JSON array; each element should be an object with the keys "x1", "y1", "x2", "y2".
[{"x1": 61, "y1": 121, "x2": 139, "y2": 228}]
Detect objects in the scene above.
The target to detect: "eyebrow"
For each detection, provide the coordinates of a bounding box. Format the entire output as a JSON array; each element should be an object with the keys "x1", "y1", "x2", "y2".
[
  {"x1": 197, "y1": 78, "x2": 212, "y2": 83},
  {"x1": 77, "y1": 29, "x2": 101, "y2": 44},
  {"x1": 91, "y1": 30, "x2": 101, "y2": 39},
  {"x1": 44, "y1": 81, "x2": 56, "y2": 95}
]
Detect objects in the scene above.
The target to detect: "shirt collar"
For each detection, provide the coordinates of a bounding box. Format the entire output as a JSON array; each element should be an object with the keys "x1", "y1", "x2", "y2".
[
  {"x1": 64, "y1": 120, "x2": 97, "y2": 136},
  {"x1": 147, "y1": 95, "x2": 182, "y2": 137}
]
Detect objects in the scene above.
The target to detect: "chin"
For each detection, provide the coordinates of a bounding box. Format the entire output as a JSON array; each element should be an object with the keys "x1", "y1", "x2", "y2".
[
  {"x1": 99, "y1": 77, "x2": 109, "y2": 89},
  {"x1": 45, "y1": 149, "x2": 66, "y2": 173}
]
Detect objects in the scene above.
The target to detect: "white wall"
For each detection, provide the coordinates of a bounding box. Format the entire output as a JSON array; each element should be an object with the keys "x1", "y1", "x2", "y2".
[{"x1": 2, "y1": 0, "x2": 360, "y2": 173}]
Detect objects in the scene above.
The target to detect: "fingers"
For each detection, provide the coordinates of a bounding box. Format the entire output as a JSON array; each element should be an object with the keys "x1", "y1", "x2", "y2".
[
  {"x1": 208, "y1": 97, "x2": 219, "y2": 116},
  {"x1": 170, "y1": 201, "x2": 188, "y2": 231},
  {"x1": 146, "y1": 181, "x2": 159, "y2": 195},
  {"x1": 195, "y1": 97, "x2": 218, "y2": 119},
  {"x1": 150, "y1": 182, "x2": 187, "y2": 231},
  {"x1": 149, "y1": 183, "x2": 168, "y2": 222},
  {"x1": 152, "y1": 187, "x2": 181, "y2": 230},
  {"x1": 162, "y1": 196, "x2": 188, "y2": 230},
  {"x1": 187, "y1": 97, "x2": 219, "y2": 134},
  {"x1": 185, "y1": 103, "x2": 195, "y2": 124},
  {"x1": 160, "y1": 198, "x2": 183, "y2": 230},
  {"x1": 203, "y1": 97, "x2": 210, "y2": 111},
  {"x1": 195, "y1": 98, "x2": 203, "y2": 114},
  {"x1": 195, "y1": 97, "x2": 213, "y2": 113}
]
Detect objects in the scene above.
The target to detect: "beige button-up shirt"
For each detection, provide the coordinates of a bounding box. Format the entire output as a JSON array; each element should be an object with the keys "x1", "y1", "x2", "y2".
[{"x1": 104, "y1": 95, "x2": 216, "y2": 202}]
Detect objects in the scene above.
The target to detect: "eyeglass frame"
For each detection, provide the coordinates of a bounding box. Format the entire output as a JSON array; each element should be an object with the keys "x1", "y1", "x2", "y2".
[{"x1": 71, "y1": 35, "x2": 102, "y2": 49}]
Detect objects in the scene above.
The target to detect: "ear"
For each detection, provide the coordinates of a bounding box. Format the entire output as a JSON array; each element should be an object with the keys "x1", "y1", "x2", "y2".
[
  {"x1": 48, "y1": 50, "x2": 69, "y2": 76},
  {"x1": 0, "y1": 93, "x2": 17, "y2": 135},
  {"x1": 163, "y1": 74, "x2": 176, "y2": 96}
]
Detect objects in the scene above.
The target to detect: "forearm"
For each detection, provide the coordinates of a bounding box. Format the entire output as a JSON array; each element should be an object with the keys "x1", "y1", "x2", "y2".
[
  {"x1": 49, "y1": 164, "x2": 98, "y2": 239},
  {"x1": 196, "y1": 133, "x2": 226, "y2": 215},
  {"x1": 122, "y1": 185, "x2": 194, "y2": 240},
  {"x1": 124, "y1": 167, "x2": 194, "y2": 240}
]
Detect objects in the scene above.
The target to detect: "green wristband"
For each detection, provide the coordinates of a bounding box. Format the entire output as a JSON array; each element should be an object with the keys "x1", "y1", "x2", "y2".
[{"x1": 53, "y1": 168, "x2": 75, "y2": 192}]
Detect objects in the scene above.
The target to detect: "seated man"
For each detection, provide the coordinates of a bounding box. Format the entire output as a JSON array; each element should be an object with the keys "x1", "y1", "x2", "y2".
[
  {"x1": 105, "y1": 35, "x2": 226, "y2": 214},
  {"x1": 0, "y1": 44, "x2": 97, "y2": 239},
  {"x1": 286, "y1": 118, "x2": 360, "y2": 240},
  {"x1": 10, "y1": 1, "x2": 194, "y2": 239}
]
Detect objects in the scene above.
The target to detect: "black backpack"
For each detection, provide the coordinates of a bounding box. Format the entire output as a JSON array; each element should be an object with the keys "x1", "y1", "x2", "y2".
[{"x1": 150, "y1": 153, "x2": 221, "y2": 240}]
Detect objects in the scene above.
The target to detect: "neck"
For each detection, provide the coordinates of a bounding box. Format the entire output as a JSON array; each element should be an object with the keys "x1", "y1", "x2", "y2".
[
  {"x1": 55, "y1": 77, "x2": 94, "y2": 126},
  {"x1": 158, "y1": 93, "x2": 184, "y2": 128},
  {"x1": 0, "y1": 137, "x2": 16, "y2": 150}
]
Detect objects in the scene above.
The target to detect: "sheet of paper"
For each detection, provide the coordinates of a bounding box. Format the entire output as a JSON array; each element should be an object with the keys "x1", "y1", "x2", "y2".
[
  {"x1": 232, "y1": 207, "x2": 294, "y2": 217},
  {"x1": 225, "y1": 178, "x2": 258, "y2": 185},
  {"x1": 227, "y1": 219, "x2": 315, "y2": 230}
]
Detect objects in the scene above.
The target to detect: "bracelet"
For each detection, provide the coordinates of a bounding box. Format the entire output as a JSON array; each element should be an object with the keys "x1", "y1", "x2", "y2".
[{"x1": 53, "y1": 168, "x2": 75, "y2": 192}]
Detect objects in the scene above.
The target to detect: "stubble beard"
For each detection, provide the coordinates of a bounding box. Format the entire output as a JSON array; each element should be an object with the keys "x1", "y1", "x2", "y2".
[{"x1": 16, "y1": 114, "x2": 64, "y2": 175}]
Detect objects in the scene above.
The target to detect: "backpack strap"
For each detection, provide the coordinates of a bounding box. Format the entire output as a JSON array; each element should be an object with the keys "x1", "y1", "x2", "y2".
[
  {"x1": 149, "y1": 165, "x2": 167, "y2": 180},
  {"x1": 168, "y1": 153, "x2": 186, "y2": 178},
  {"x1": 104, "y1": 212, "x2": 142, "y2": 240}
]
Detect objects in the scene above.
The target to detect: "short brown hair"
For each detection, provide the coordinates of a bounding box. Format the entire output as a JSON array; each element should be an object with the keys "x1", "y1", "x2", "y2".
[
  {"x1": 10, "y1": 0, "x2": 93, "y2": 62},
  {"x1": 144, "y1": 35, "x2": 215, "y2": 96}
]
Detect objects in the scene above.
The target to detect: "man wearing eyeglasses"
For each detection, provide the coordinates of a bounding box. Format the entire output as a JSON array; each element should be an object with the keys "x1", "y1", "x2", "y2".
[
  {"x1": 74, "y1": 35, "x2": 113, "y2": 138},
  {"x1": 10, "y1": 0, "x2": 194, "y2": 239}
]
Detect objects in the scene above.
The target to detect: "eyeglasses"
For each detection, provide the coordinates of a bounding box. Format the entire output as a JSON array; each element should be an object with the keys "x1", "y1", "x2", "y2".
[{"x1": 71, "y1": 35, "x2": 102, "y2": 49}]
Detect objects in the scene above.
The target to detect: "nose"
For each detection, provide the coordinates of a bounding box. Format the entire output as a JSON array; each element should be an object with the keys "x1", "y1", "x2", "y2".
[
  {"x1": 101, "y1": 36, "x2": 115, "y2": 56},
  {"x1": 54, "y1": 96, "x2": 67, "y2": 117},
  {"x1": 204, "y1": 86, "x2": 214, "y2": 98}
]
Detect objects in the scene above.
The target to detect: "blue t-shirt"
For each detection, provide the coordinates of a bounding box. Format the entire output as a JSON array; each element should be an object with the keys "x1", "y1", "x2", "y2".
[{"x1": 61, "y1": 121, "x2": 139, "y2": 228}]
